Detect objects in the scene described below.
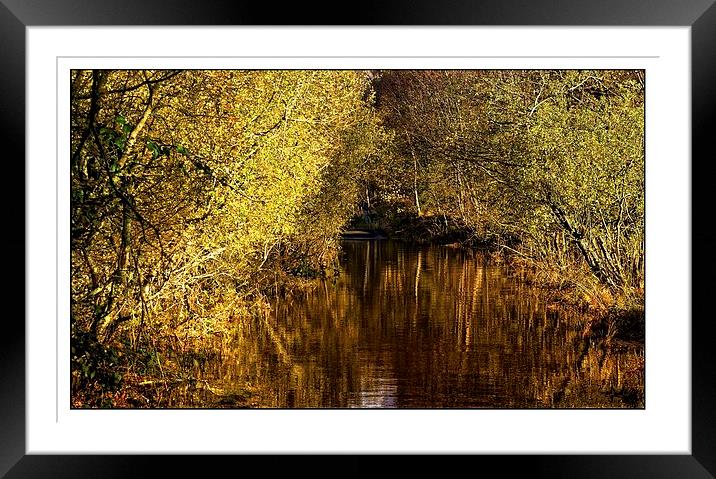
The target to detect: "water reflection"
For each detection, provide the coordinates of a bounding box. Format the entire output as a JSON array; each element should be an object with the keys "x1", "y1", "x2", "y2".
[{"x1": 176, "y1": 240, "x2": 644, "y2": 408}]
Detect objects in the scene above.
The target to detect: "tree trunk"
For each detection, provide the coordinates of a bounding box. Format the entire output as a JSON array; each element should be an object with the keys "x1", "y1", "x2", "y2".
[
  {"x1": 404, "y1": 131, "x2": 422, "y2": 216},
  {"x1": 93, "y1": 202, "x2": 132, "y2": 342},
  {"x1": 548, "y1": 201, "x2": 617, "y2": 290}
]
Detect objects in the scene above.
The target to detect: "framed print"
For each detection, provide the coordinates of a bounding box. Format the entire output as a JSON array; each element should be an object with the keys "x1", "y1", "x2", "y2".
[{"x1": 6, "y1": 0, "x2": 715, "y2": 476}]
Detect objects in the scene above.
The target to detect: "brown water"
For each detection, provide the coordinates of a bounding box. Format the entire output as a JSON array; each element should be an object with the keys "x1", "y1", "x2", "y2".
[{"x1": 169, "y1": 240, "x2": 644, "y2": 408}]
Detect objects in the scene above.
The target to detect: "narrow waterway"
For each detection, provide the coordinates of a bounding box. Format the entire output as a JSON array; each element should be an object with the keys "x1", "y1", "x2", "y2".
[{"x1": 169, "y1": 240, "x2": 644, "y2": 408}]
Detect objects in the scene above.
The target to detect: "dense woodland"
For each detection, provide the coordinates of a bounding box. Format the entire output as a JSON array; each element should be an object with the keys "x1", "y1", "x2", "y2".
[{"x1": 70, "y1": 69, "x2": 644, "y2": 406}]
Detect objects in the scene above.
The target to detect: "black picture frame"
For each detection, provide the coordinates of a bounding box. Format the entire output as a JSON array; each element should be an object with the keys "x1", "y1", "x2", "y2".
[{"x1": 4, "y1": 0, "x2": 714, "y2": 476}]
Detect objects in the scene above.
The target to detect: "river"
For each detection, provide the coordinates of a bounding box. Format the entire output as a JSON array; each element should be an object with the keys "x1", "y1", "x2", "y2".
[{"x1": 167, "y1": 240, "x2": 644, "y2": 408}]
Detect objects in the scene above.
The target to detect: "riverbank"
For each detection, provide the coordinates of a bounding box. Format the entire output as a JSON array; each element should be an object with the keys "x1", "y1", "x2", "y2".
[
  {"x1": 347, "y1": 210, "x2": 502, "y2": 248},
  {"x1": 346, "y1": 210, "x2": 644, "y2": 344},
  {"x1": 72, "y1": 237, "x2": 643, "y2": 409},
  {"x1": 71, "y1": 296, "x2": 277, "y2": 408}
]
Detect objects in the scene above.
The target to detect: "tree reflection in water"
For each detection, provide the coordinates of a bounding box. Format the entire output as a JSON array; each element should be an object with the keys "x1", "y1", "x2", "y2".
[{"x1": 170, "y1": 240, "x2": 644, "y2": 408}]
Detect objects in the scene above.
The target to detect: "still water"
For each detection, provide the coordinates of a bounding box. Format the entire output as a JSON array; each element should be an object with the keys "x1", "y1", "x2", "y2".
[{"x1": 176, "y1": 240, "x2": 643, "y2": 408}]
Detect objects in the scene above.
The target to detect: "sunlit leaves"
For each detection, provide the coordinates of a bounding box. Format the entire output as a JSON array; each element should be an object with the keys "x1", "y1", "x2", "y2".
[
  {"x1": 71, "y1": 69, "x2": 381, "y2": 343},
  {"x1": 375, "y1": 69, "x2": 644, "y2": 292}
]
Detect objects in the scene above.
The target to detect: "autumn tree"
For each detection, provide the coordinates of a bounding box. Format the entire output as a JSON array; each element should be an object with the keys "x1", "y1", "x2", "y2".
[
  {"x1": 71, "y1": 69, "x2": 382, "y2": 345},
  {"x1": 374, "y1": 70, "x2": 645, "y2": 301}
]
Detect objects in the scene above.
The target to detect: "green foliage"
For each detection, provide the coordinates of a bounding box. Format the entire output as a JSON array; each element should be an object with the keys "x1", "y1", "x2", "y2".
[
  {"x1": 373, "y1": 70, "x2": 644, "y2": 301},
  {"x1": 516, "y1": 73, "x2": 644, "y2": 294},
  {"x1": 70, "y1": 69, "x2": 382, "y2": 346},
  {"x1": 71, "y1": 326, "x2": 124, "y2": 407}
]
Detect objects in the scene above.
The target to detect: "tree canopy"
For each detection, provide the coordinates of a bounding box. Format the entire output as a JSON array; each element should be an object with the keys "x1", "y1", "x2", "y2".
[{"x1": 71, "y1": 68, "x2": 644, "y2": 344}]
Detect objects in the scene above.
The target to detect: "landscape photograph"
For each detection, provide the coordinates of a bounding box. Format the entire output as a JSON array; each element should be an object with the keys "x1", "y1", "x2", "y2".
[{"x1": 70, "y1": 69, "x2": 645, "y2": 408}]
